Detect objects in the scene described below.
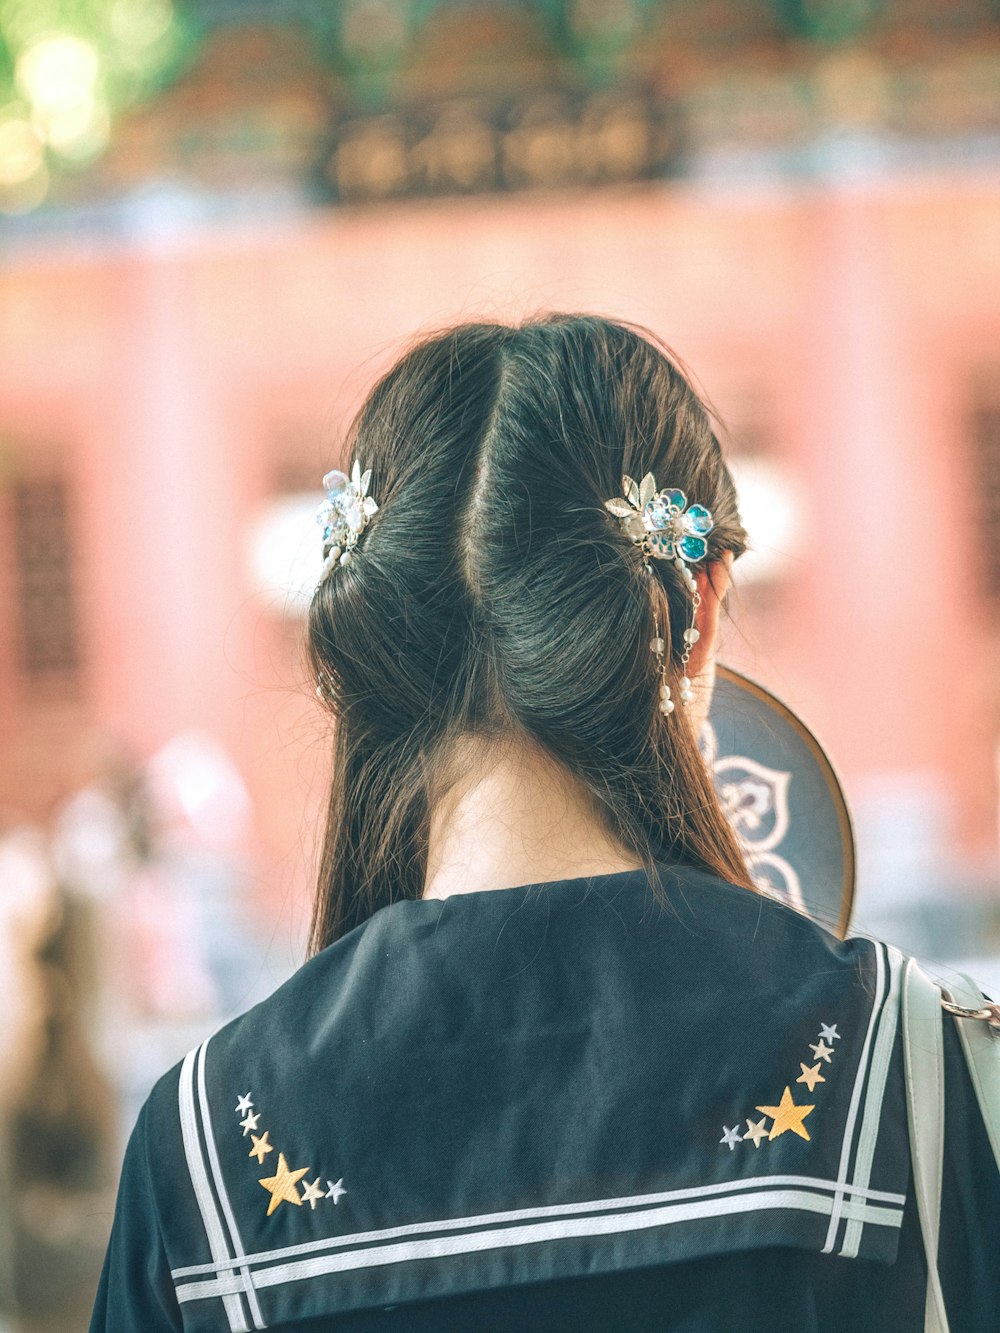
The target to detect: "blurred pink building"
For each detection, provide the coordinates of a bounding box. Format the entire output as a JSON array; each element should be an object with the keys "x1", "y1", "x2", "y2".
[{"x1": 1, "y1": 175, "x2": 999, "y2": 920}]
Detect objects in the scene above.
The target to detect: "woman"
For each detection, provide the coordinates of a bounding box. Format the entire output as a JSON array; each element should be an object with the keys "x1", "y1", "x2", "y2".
[{"x1": 91, "y1": 315, "x2": 999, "y2": 1331}]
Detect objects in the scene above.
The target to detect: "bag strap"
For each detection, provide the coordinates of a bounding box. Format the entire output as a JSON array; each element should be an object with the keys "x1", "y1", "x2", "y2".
[
  {"x1": 901, "y1": 956, "x2": 949, "y2": 1333},
  {"x1": 940, "y1": 971, "x2": 1000, "y2": 1173}
]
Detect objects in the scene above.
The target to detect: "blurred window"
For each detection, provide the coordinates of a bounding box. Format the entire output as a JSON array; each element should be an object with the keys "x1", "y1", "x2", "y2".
[
  {"x1": 971, "y1": 392, "x2": 1000, "y2": 600},
  {"x1": 11, "y1": 475, "x2": 82, "y2": 682}
]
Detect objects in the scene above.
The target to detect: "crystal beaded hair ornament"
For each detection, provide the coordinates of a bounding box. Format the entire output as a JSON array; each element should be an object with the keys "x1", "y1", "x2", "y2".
[
  {"x1": 316, "y1": 460, "x2": 379, "y2": 579},
  {"x1": 603, "y1": 473, "x2": 714, "y2": 716},
  {"x1": 314, "y1": 461, "x2": 378, "y2": 702}
]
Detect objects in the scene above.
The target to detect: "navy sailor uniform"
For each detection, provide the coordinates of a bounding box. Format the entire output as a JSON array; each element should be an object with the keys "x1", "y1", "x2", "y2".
[{"x1": 91, "y1": 864, "x2": 1000, "y2": 1330}]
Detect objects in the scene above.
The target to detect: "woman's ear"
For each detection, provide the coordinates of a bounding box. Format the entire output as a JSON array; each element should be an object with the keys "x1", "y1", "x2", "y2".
[{"x1": 686, "y1": 552, "x2": 734, "y2": 678}]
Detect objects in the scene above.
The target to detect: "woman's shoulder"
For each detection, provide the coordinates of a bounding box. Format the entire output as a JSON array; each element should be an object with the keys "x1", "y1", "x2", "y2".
[
  {"x1": 136, "y1": 863, "x2": 903, "y2": 1219},
  {"x1": 114, "y1": 866, "x2": 997, "y2": 1332},
  {"x1": 143, "y1": 862, "x2": 882, "y2": 1120}
]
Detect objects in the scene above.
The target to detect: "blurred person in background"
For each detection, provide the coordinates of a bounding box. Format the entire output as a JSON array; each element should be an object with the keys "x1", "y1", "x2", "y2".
[
  {"x1": 0, "y1": 815, "x2": 118, "y2": 1330},
  {"x1": 0, "y1": 732, "x2": 267, "y2": 1331},
  {"x1": 90, "y1": 316, "x2": 998, "y2": 1330},
  {"x1": 0, "y1": 819, "x2": 56, "y2": 1331}
]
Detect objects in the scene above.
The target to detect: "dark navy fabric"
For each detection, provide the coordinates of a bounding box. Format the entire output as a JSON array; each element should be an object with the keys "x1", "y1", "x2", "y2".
[{"x1": 90, "y1": 864, "x2": 1000, "y2": 1331}]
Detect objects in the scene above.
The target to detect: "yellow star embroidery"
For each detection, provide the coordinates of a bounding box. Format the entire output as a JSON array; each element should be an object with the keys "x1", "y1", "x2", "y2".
[
  {"x1": 258, "y1": 1153, "x2": 311, "y2": 1217},
  {"x1": 797, "y1": 1062, "x2": 826, "y2": 1093},
  {"x1": 248, "y1": 1131, "x2": 273, "y2": 1165},
  {"x1": 744, "y1": 1116, "x2": 769, "y2": 1148},
  {"x1": 756, "y1": 1086, "x2": 815, "y2": 1141}
]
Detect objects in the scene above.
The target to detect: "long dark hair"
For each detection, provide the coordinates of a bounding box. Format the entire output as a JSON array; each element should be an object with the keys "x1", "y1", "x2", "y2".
[{"x1": 306, "y1": 314, "x2": 753, "y2": 953}]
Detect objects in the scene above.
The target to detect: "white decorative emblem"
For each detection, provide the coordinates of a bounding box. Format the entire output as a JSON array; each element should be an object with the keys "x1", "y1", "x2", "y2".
[{"x1": 700, "y1": 720, "x2": 804, "y2": 914}]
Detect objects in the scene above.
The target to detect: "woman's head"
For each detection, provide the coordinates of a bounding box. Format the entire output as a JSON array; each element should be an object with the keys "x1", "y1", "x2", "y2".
[{"x1": 307, "y1": 314, "x2": 752, "y2": 951}]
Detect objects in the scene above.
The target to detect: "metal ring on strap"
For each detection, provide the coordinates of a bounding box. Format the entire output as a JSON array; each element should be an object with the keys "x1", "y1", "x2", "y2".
[{"x1": 940, "y1": 999, "x2": 1000, "y2": 1031}]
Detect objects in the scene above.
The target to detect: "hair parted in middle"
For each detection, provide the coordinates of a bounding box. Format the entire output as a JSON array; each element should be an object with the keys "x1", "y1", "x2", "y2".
[{"x1": 307, "y1": 312, "x2": 753, "y2": 953}]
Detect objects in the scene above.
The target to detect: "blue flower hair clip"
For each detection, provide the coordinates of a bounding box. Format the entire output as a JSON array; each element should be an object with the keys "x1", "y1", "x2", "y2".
[
  {"x1": 316, "y1": 460, "x2": 378, "y2": 580},
  {"x1": 604, "y1": 472, "x2": 715, "y2": 716},
  {"x1": 603, "y1": 472, "x2": 714, "y2": 565}
]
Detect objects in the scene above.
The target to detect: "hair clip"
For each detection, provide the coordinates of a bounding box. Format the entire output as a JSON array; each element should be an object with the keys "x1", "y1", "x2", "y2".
[
  {"x1": 604, "y1": 473, "x2": 714, "y2": 715},
  {"x1": 604, "y1": 473, "x2": 713, "y2": 565},
  {"x1": 316, "y1": 460, "x2": 378, "y2": 581},
  {"x1": 314, "y1": 667, "x2": 336, "y2": 704}
]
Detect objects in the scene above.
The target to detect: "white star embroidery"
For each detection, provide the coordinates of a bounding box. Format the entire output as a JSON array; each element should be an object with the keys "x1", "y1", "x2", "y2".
[
  {"x1": 240, "y1": 1111, "x2": 261, "y2": 1136},
  {"x1": 744, "y1": 1117, "x2": 769, "y2": 1148},
  {"x1": 810, "y1": 1039, "x2": 835, "y2": 1064},
  {"x1": 720, "y1": 1125, "x2": 743, "y2": 1151},
  {"x1": 235, "y1": 1093, "x2": 254, "y2": 1115},
  {"x1": 797, "y1": 1062, "x2": 826, "y2": 1093},
  {"x1": 819, "y1": 1023, "x2": 841, "y2": 1043},
  {"x1": 301, "y1": 1178, "x2": 325, "y2": 1210},
  {"x1": 326, "y1": 1178, "x2": 347, "y2": 1203}
]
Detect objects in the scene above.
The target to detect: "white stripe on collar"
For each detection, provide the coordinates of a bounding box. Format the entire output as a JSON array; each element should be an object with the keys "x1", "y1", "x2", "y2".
[
  {"x1": 172, "y1": 1178, "x2": 903, "y2": 1305},
  {"x1": 178, "y1": 1041, "x2": 266, "y2": 1330}
]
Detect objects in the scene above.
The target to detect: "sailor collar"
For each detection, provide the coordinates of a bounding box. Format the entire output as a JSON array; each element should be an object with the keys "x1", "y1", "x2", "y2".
[{"x1": 149, "y1": 864, "x2": 909, "y2": 1331}]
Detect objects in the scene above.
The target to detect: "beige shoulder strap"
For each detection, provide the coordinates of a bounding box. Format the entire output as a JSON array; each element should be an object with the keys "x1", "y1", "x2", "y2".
[
  {"x1": 941, "y1": 972, "x2": 1000, "y2": 1172},
  {"x1": 901, "y1": 956, "x2": 949, "y2": 1333}
]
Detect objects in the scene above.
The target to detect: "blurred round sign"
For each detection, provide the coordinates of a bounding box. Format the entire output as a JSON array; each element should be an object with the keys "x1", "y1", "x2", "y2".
[{"x1": 704, "y1": 664, "x2": 856, "y2": 939}]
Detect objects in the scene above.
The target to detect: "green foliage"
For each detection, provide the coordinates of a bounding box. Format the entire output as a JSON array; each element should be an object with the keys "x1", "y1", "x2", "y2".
[
  {"x1": 0, "y1": 0, "x2": 197, "y2": 206},
  {"x1": 772, "y1": 0, "x2": 883, "y2": 44},
  {"x1": 0, "y1": 0, "x2": 195, "y2": 122}
]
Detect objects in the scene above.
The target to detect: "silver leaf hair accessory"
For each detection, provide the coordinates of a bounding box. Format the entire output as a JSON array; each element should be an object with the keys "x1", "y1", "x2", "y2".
[
  {"x1": 316, "y1": 459, "x2": 378, "y2": 581},
  {"x1": 604, "y1": 472, "x2": 714, "y2": 716}
]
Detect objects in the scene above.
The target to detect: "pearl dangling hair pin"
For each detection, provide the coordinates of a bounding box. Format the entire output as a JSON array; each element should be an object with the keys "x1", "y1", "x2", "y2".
[
  {"x1": 675, "y1": 556, "x2": 701, "y2": 708},
  {"x1": 649, "y1": 593, "x2": 673, "y2": 716},
  {"x1": 604, "y1": 472, "x2": 713, "y2": 720}
]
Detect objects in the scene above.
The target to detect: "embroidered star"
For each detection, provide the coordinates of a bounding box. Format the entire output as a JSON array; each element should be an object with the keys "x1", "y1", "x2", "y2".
[
  {"x1": 240, "y1": 1111, "x2": 261, "y2": 1136},
  {"x1": 248, "y1": 1131, "x2": 273, "y2": 1164},
  {"x1": 720, "y1": 1125, "x2": 743, "y2": 1151},
  {"x1": 301, "y1": 1178, "x2": 325, "y2": 1210},
  {"x1": 810, "y1": 1039, "x2": 835, "y2": 1064},
  {"x1": 756, "y1": 1086, "x2": 815, "y2": 1141},
  {"x1": 235, "y1": 1093, "x2": 254, "y2": 1115},
  {"x1": 258, "y1": 1153, "x2": 310, "y2": 1217},
  {"x1": 797, "y1": 1062, "x2": 826, "y2": 1093},
  {"x1": 819, "y1": 1023, "x2": 841, "y2": 1043},
  {"x1": 326, "y1": 1178, "x2": 347, "y2": 1203},
  {"x1": 744, "y1": 1117, "x2": 769, "y2": 1148}
]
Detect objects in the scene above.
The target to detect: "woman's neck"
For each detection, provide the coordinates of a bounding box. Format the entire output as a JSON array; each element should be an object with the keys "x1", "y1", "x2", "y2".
[{"x1": 421, "y1": 735, "x2": 645, "y2": 900}]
